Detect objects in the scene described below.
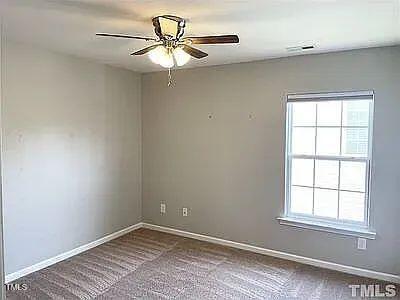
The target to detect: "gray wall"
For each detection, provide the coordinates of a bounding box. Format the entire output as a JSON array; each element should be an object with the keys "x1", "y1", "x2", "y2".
[
  {"x1": 2, "y1": 41, "x2": 142, "y2": 275},
  {"x1": 142, "y1": 46, "x2": 400, "y2": 275}
]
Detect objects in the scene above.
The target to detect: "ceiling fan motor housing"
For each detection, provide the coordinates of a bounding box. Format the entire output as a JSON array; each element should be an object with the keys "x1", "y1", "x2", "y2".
[{"x1": 152, "y1": 15, "x2": 186, "y2": 43}]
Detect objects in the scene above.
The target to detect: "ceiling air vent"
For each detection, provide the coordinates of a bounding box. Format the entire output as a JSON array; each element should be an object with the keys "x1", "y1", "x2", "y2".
[{"x1": 286, "y1": 45, "x2": 315, "y2": 52}]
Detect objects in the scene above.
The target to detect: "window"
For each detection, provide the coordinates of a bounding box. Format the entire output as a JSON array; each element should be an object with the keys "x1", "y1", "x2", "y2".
[{"x1": 282, "y1": 91, "x2": 374, "y2": 234}]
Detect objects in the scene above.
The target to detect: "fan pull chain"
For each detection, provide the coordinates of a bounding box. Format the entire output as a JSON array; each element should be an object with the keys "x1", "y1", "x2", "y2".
[{"x1": 167, "y1": 68, "x2": 172, "y2": 87}]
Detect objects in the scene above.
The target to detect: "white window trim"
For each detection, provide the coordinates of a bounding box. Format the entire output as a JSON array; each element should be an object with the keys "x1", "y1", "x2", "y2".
[
  {"x1": 277, "y1": 216, "x2": 376, "y2": 239},
  {"x1": 280, "y1": 90, "x2": 376, "y2": 239}
]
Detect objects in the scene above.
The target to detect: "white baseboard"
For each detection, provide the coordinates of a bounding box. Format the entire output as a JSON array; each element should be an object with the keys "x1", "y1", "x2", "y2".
[
  {"x1": 6, "y1": 221, "x2": 399, "y2": 284},
  {"x1": 142, "y1": 223, "x2": 400, "y2": 284},
  {"x1": 5, "y1": 222, "x2": 143, "y2": 283}
]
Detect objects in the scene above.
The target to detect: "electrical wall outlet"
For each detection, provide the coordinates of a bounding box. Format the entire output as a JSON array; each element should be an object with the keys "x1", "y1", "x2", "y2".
[
  {"x1": 182, "y1": 207, "x2": 188, "y2": 217},
  {"x1": 160, "y1": 203, "x2": 166, "y2": 214},
  {"x1": 357, "y1": 238, "x2": 367, "y2": 250}
]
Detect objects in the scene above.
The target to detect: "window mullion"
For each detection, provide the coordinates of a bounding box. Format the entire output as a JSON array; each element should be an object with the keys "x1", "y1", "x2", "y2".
[
  {"x1": 312, "y1": 103, "x2": 318, "y2": 215},
  {"x1": 337, "y1": 100, "x2": 344, "y2": 220},
  {"x1": 289, "y1": 154, "x2": 368, "y2": 162}
]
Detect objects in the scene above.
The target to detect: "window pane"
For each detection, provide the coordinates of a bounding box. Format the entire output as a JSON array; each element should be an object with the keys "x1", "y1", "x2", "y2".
[
  {"x1": 290, "y1": 186, "x2": 313, "y2": 215},
  {"x1": 339, "y1": 191, "x2": 365, "y2": 222},
  {"x1": 292, "y1": 128, "x2": 315, "y2": 155},
  {"x1": 341, "y1": 128, "x2": 368, "y2": 157},
  {"x1": 292, "y1": 102, "x2": 316, "y2": 126},
  {"x1": 317, "y1": 101, "x2": 341, "y2": 126},
  {"x1": 316, "y1": 128, "x2": 340, "y2": 156},
  {"x1": 340, "y1": 161, "x2": 366, "y2": 192},
  {"x1": 291, "y1": 158, "x2": 314, "y2": 187},
  {"x1": 314, "y1": 188, "x2": 338, "y2": 218},
  {"x1": 315, "y1": 160, "x2": 339, "y2": 189},
  {"x1": 343, "y1": 100, "x2": 370, "y2": 126}
]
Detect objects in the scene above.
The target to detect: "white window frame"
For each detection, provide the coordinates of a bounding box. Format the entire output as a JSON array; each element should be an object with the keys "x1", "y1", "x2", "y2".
[{"x1": 279, "y1": 91, "x2": 376, "y2": 239}]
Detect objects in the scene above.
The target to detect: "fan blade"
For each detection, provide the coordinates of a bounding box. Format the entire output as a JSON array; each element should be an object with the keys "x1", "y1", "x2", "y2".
[
  {"x1": 130, "y1": 44, "x2": 159, "y2": 56},
  {"x1": 96, "y1": 33, "x2": 156, "y2": 41},
  {"x1": 183, "y1": 35, "x2": 239, "y2": 44},
  {"x1": 181, "y1": 45, "x2": 208, "y2": 59}
]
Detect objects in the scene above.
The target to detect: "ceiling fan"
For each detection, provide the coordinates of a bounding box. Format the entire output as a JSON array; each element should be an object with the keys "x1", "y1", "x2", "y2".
[{"x1": 96, "y1": 15, "x2": 239, "y2": 69}]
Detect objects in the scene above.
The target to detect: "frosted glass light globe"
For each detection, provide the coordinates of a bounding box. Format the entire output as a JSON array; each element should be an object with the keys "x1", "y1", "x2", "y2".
[
  {"x1": 148, "y1": 46, "x2": 174, "y2": 68},
  {"x1": 173, "y1": 47, "x2": 191, "y2": 66}
]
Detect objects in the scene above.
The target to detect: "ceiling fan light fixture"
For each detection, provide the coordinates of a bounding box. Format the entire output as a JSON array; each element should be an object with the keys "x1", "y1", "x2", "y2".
[
  {"x1": 148, "y1": 46, "x2": 174, "y2": 68},
  {"x1": 173, "y1": 47, "x2": 191, "y2": 66},
  {"x1": 97, "y1": 15, "x2": 238, "y2": 82}
]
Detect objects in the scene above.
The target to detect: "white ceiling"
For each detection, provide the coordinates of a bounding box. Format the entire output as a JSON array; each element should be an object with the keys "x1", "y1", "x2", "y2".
[{"x1": 2, "y1": 0, "x2": 400, "y2": 73}]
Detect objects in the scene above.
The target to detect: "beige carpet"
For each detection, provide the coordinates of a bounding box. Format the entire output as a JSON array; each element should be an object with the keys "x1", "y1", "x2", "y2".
[{"x1": 6, "y1": 228, "x2": 398, "y2": 299}]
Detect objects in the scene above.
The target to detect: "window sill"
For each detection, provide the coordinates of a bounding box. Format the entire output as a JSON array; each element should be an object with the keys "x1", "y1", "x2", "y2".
[{"x1": 277, "y1": 216, "x2": 376, "y2": 240}]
